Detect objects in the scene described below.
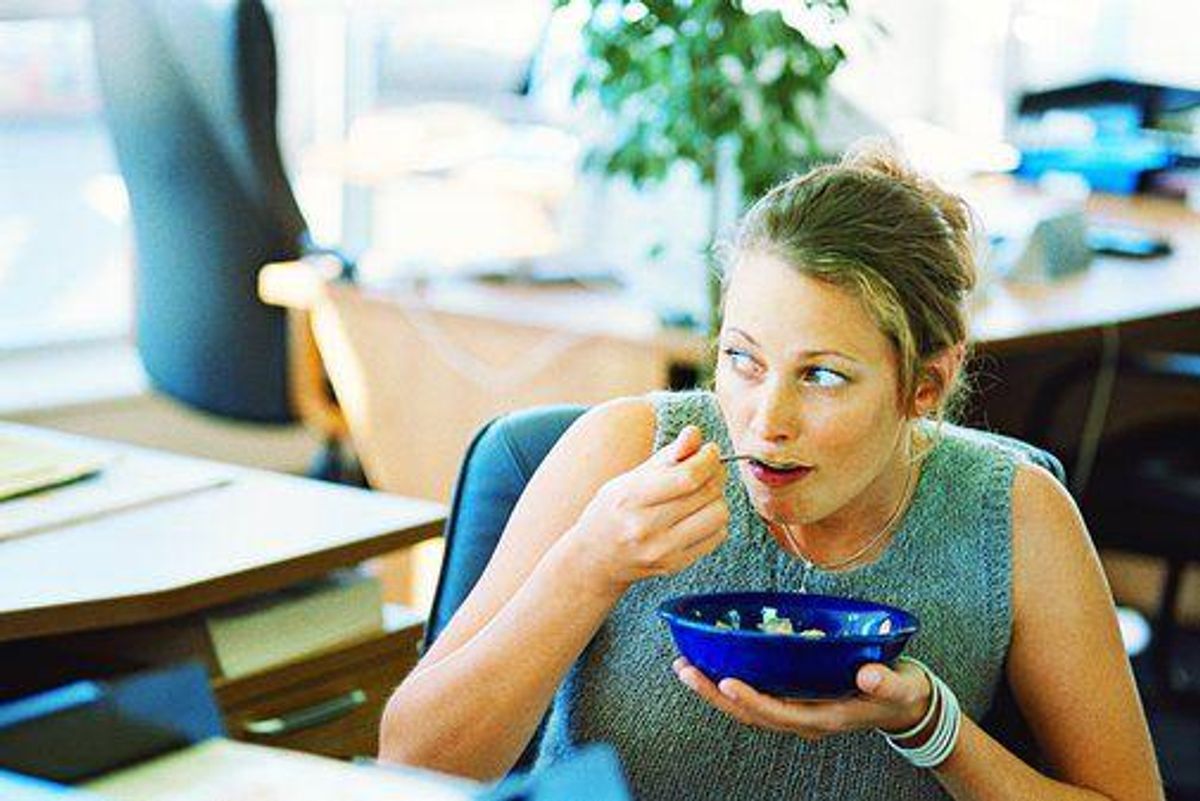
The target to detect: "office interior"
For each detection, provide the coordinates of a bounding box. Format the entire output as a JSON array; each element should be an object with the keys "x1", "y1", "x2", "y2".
[{"x1": 0, "y1": 0, "x2": 1198, "y2": 798}]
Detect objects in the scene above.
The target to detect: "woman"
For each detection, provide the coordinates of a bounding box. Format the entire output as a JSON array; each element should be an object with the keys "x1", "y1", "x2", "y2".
[{"x1": 379, "y1": 142, "x2": 1163, "y2": 800}]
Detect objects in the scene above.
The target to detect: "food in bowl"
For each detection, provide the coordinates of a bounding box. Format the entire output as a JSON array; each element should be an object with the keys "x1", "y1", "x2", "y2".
[
  {"x1": 757, "y1": 606, "x2": 794, "y2": 635},
  {"x1": 659, "y1": 591, "x2": 919, "y2": 698}
]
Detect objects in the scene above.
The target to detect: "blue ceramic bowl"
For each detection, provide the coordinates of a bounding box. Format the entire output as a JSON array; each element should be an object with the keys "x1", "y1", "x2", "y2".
[{"x1": 658, "y1": 591, "x2": 919, "y2": 698}]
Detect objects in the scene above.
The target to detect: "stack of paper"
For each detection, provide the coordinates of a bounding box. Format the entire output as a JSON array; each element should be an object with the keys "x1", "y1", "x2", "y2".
[
  {"x1": 0, "y1": 444, "x2": 230, "y2": 544},
  {"x1": 58, "y1": 570, "x2": 394, "y2": 680},
  {"x1": 0, "y1": 434, "x2": 109, "y2": 503},
  {"x1": 207, "y1": 569, "x2": 386, "y2": 678}
]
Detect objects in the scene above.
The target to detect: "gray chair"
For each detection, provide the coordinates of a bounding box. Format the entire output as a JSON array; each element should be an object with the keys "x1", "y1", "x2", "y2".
[
  {"x1": 424, "y1": 405, "x2": 585, "y2": 773},
  {"x1": 89, "y1": 0, "x2": 351, "y2": 425}
]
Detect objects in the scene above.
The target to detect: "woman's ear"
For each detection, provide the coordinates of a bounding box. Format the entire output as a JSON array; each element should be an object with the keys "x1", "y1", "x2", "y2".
[{"x1": 910, "y1": 343, "x2": 966, "y2": 418}]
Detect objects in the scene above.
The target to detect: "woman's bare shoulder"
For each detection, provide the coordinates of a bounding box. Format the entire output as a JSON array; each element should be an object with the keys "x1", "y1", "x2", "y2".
[
  {"x1": 1010, "y1": 462, "x2": 1081, "y2": 542},
  {"x1": 412, "y1": 397, "x2": 659, "y2": 669},
  {"x1": 1009, "y1": 462, "x2": 1098, "y2": 608},
  {"x1": 535, "y1": 395, "x2": 659, "y2": 488},
  {"x1": 1006, "y1": 462, "x2": 1162, "y2": 797},
  {"x1": 473, "y1": 396, "x2": 657, "y2": 590}
]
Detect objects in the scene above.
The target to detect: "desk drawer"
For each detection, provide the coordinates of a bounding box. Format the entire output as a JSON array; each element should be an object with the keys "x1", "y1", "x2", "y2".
[{"x1": 215, "y1": 623, "x2": 422, "y2": 759}]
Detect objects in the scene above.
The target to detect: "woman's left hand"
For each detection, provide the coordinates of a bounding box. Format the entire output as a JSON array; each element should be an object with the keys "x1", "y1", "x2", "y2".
[{"x1": 671, "y1": 656, "x2": 932, "y2": 739}]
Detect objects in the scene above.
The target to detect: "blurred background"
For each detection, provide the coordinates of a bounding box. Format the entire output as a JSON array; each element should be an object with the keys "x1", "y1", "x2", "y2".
[
  {"x1": 0, "y1": 0, "x2": 1197, "y2": 795},
  {"x1": 3, "y1": 0, "x2": 1197, "y2": 353}
]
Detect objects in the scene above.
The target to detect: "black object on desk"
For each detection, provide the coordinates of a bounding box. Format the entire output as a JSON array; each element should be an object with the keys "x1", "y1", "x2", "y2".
[
  {"x1": 1087, "y1": 224, "x2": 1173, "y2": 258},
  {"x1": 0, "y1": 661, "x2": 224, "y2": 784}
]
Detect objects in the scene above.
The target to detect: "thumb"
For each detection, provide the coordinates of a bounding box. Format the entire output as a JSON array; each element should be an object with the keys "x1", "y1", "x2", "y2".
[
  {"x1": 855, "y1": 662, "x2": 912, "y2": 702},
  {"x1": 659, "y1": 425, "x2": 703, "y2": 464}
]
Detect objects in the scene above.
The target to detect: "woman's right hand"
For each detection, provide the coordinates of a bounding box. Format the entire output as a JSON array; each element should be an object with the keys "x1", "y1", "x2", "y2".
[{"x1": 561, "y1": 424, "x2": 729, "y2": 596}]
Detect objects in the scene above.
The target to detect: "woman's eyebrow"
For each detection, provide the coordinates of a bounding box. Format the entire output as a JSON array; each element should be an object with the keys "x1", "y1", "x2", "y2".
[
  {"x1": 725, "y1": 326, "x2": 760, "y2": 346},
  {"x1": 725, "y1": 327, "x2": 862, "y2": 364},
  {"x1": 794, "y1": 348, "x2": 863, "y2": 364}
]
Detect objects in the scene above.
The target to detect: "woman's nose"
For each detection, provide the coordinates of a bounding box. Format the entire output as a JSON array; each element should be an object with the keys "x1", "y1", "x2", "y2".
[{"x1": 750, "y1": 380, "x2": 799, "y2": 443}]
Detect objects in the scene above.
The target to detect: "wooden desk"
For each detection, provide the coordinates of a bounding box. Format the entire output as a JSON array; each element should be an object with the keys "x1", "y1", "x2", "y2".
[
  {"x1": 266, "y1": 185, "x2": 1200, "y2": 347},
  {"x1": 259, "y1": 186, "x2": 1198, "y2": 504},
  {"x1": 261, "y1": 267, "x2": 709, "y2": 504},
  {"x1": 0, "y1": 424, "x2": 445, "y2": 759},
  {"x1": 966, "y1": 184, "x2": 1200, "y2": 354}
]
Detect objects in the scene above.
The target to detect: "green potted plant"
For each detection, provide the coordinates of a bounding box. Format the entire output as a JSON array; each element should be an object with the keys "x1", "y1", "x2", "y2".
[{"x1": 555, "y1": 0, "x2": 863, "y2": 331}]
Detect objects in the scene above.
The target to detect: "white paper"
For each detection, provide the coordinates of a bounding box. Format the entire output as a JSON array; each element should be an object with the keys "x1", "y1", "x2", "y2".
[
  {"x1": 0, "y1": 451, "x2": 231, "y2": 543},
  {"x1": 0, "y1": 434, "x2": 110, "y2": 502},
  {"x1": 86, "y1": 739, "x2": 477, "y2": 801}
]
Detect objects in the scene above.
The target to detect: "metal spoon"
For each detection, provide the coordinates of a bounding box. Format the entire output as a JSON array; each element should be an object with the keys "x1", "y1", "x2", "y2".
[{"x1": 721, "y1": 453, "x2": 809, "y2": 471}]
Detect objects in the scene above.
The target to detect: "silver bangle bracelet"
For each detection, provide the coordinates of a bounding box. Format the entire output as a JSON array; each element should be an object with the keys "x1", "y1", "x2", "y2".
[
  {"x1": 881, "y1": 664, "x2": 963, "y2": 770},
  {"x1": 877, "y1": 656, "x2": 938, "y2": 741}
]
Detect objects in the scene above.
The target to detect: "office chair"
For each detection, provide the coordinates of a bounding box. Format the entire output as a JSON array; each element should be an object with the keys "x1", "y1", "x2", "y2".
[
  {"x1": 89, "y1": 0, "x2": 355, "y2": 477},
  {"x1": 422, "y1": 403, "x2": 585, "y2": 772},
  {"x1": 1026, "y1": 347, "x2": 1200, "y2": 700},
  {"x1": 424, "y1": 404, "x2": 1059, "y2": 773}
]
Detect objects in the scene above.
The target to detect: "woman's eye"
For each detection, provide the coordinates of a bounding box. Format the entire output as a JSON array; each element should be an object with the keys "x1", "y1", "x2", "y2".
[
  {"x1": 803, "y1": 367, "x2": 847, "y2": 388},
  {"x1": 722, "y1": 348, "x2": 758, "y2": 373}
]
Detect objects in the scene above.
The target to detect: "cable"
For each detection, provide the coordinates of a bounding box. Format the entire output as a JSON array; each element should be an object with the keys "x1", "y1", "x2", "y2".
[
  {"x1": 400, "y1": 303, "x2": 589, "y2": 393},
  {"x1": 1071, "y1": 323, "x2": 1119, "y2": 496}
]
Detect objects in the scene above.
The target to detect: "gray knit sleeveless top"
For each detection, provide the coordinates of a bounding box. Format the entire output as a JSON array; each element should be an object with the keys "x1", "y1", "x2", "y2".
[{"x1": 537, "y1": 390, "x2": 1056, "y2": 801}]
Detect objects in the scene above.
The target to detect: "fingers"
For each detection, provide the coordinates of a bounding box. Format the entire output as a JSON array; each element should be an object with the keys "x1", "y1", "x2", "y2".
[
  {"x1": 663, "y1": 495, "x2": 730, "y2": 553},
  {"x1": 714, "y1": 679, "x2": 873, "y2": 735},
  {"x1": 647, "y1": 467, "x2": 725, "y2": 530},
  {"x1": 637, "y1": 439, "x2": 725, "y2": 506},
  {"x1": 656, "y1": 424, "x2": 703, "y2": 464},
  {"x1": 672, "y1": 662, "x2": 823, "y2": 735},
  {"x1": 671, "y1": 660, "x2": 926, "y2": 740},
  {"x1": 590, "y1": 427, "x2": 729, "y2": 583},
  {"x1": 856, "y1": 661, "x2": 920, "y2": 703},
  {"x1": 858, "y1": 661, "x2": 932, "y2": 733},
  {"x1": 671, "y1": 658, "x2": 756, "y2": 727},
  {"x1": 632, "y1": 495, "x2": 728, "y2": 576}
]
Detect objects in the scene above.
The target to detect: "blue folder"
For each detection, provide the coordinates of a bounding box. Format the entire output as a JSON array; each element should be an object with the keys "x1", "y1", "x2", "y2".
[{"x1": 0, "y1": 661, "x2": 223, "y2": 784}]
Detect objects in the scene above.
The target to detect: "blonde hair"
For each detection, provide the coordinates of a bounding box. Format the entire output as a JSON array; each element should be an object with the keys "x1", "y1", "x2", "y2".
[{"x1": 725, "y1": 138, "x2": 978, "y2": 420}]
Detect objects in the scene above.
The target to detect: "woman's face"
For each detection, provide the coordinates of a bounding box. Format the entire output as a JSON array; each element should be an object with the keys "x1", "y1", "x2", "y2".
[{"x1": 715, "y1": 250, "x2": 910, "y2": 528}]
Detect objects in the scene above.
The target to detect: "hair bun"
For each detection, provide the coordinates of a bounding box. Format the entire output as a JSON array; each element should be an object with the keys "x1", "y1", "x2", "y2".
[
  {"x1": 841, "y1": 138, "x2": 974, "y2": 243},
  {"x1": 840, "y1": 137, "x2": 976, "y2": 294}
]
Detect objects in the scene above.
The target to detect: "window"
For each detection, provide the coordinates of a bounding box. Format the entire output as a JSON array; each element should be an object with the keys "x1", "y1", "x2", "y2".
[
  {"x1": 272, "y1": 0, "x2": 571, "y2": 277},
  {"x1": 0, "y1": 1, "x2": 563, "y2": 355},
  {"x1": 0, "y1": 7, "x2": 130, "y2": 349}
]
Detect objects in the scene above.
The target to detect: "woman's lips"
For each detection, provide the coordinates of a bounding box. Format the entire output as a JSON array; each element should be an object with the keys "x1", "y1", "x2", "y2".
[{"x1": 745, "y1": 460, "x2": 814, "y2": 487}]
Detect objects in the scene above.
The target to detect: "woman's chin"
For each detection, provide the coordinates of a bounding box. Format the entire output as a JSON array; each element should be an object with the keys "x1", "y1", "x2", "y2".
[
  {"x1": 745, "y1": 480, "x2": 829, "y2": 524},
  {"x1": 747, "y1": 490, "x2": 798, "y2": 523}
]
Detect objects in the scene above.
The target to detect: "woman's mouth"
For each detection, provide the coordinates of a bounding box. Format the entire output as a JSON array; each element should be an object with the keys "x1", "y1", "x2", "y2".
[{"x1": 745, "y1": 458, "x2": 814, "y2": 488}]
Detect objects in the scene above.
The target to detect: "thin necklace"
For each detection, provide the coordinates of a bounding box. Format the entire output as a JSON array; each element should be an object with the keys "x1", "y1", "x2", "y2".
[{"x1": 777, "y1": 457, "x2": 917, "y2": 592}]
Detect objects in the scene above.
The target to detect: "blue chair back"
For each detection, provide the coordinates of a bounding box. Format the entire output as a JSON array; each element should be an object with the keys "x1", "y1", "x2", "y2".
[
  {"x1": 427, "y1": 405, "x2": 588, "y2": 647},
  {"x1": 90, "y1": 0, "x2": 307, "y2": 422},
  {"x1": 425, "y1": 404, "x2": 585, "y2": 773}
]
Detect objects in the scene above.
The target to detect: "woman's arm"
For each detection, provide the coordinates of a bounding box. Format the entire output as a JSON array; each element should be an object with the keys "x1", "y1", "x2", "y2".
[
  {"x1": 932, "y1": 463, "x2": 1163, "y2": 801},
  {"x1": 378, "y1": 398, "x2": 729, "y2": 780}
]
